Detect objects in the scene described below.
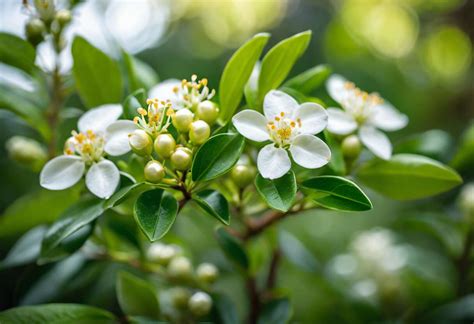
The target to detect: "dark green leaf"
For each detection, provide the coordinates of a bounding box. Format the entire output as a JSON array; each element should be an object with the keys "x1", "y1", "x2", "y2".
[
  {"x1": 279, "y1": 230, "x2": 318, "y2": 273},
  {"x1": 215, "y1": 227, "x2": 249, "y2": 270},
  {"x1": 0, "y1": 33, "x2": 36, "y2": 73},
  {"x1": 301, "y1": 176, "x2": 372, "y2": 211},
  {"x1": 72, "y1": 36, "x2": 123, "y2": 107},
  {"x1": 255, "y1": 171, "x2": 297, "y2": 212},
  {"x1": 193, "y1": 190, "x2": 230, "y2": 225},
  {"x1": 134, "y1": 189, "x2": 178, "y2": 241},
  {"x1": 191, "y1": 133, "x2": 245, "y2": 182},
  {"x1": 0, "y1": 226, "x2": 46, "y2": 269},
  {"x1": 258, "y1": 298, "x2": 292, "y2": 324},
  {"x1": 283, "y1": 64, "x2": 331, "y2": 94},
  {"x1": 213, "y1": 293, "x2": 239, "y2": 324},
  {"x1": 452, "y1": 122, "x2": 474, "y2": 175},
  {"x1": 104, "y1": 182, "x2": 145, "y2": 209},
  {"x1": 116, "y1": 271, "x2": 160, "y2": 318},
  {"x1": 123, "y1": 89, "x2": 147, "y2": 119},
  {"x1": 356, "y1": 154, "x2": 463, "y2": 200}
]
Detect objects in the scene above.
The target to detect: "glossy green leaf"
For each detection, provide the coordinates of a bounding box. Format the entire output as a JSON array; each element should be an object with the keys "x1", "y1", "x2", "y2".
[
  {"x1": 394, "y1": 129, "x2": 453, "y2": 162},
  {"x1": 134, "y1": 189, "x2": 178, "y2": 241},
  {"x1": 244, "y1": 62, "x2": 260, "y2": 109},
  {"x1": 0, "y1": 33, "x2": 36, "y2": 73},
  {"x1": 258, "y1": 298, "x2": 292, "y2": 324},
  {"x1": 191, "y1": 133, "x2": 245, "y2": 182},
  {"x1": 72, "y1": 36, "x2": 123, "y2": 108},
  {"x1": 123, "y1": 89, "x2": 147, "y2": 119},
  {"x1": 0, "y1": 226, "x2": 46, "y2": 269},
  {"x1": 193, "y1": 190, "x2": 230, "y2": 225},
  {"x1": 116, "y1": 271, "x2": 160, "y2": 318},
  {"x1": 215, "y1": 227, "x2": 249, "y2": 270},
  {"x1": 257, "y1": 30, "x2": 312, "y2": 107},
  {"x1": 255, "y1": 171, "x2": 297, "y2": 212},
  {"x1": 104, "y1": 182, "x2": 145, "y2": 209},
  {"x1": 0, "y1": 303, "x2": 115, "y2": 323},
  {"x1": 219, "y1": 33, "x2": 269, "y2": 122},
  {"x1": 279, "y1": 230, "x2": 318, "y2": 273},
  {"x1": 357, "y1": 154, "x2": 463, "y2": 200},
  {"x1": 283, "y1": 64, "x2": 331, "y2": 94},
  {"x1": 301, "y1": 176, "x2": 372, "y2": 211}
]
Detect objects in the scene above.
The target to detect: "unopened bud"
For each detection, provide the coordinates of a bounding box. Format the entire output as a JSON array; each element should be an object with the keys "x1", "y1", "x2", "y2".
[
  {"x1": 170, "y1": 147, "x2": 192, "y2": 171},
  {"x1": 34, "y1": 0, "x2": 56, "y2": 22},
  {"x1": 170, "y1": 287, "x2": 191, "y2": 309},
  {"x1": 144, "y1": 160, "x2": 165, "y2": 183},
  {"x1": 168, "y1": 256, "x2": 193, "y2": 279},
  {"x1": 196, "y1": 101, "x2": 219, "y2": 125},
  {"x1": 147, "y1": 243, "x2": 179, "y2": 265},
  {"x1": 25, "y1": 19, "x2": 46, "y2": 46},
  {"x1": 6, "y1": 136, "x2": 47, "y2": 170},
  {"x1": 189, "y1": 120, "x2": 210, "y2": 145},
  {"x1": 172, "y1": 108, "x2": 194, "y2": 132},
  {"x1": 341, "y1": 135, "x2": 362, "y2": 160},
  {"x1": 188, "y1": 292, "x2": 212, "y2": 317},
  {"x1": 55, "y1": 9, "x2": 72, "y2": 27},
  {"x1": 459, "y1": 183, "x2": 474, "y2": 222},
  {"x1": 196, "y1": 263, "x2": 219, "y2": 284},
  {"x1": 154, "y1": 133, "x2": 176, "y2": 158},
  {"x1": 129, "y1": 129, "x2": 152, "y2": 156},
  {"x1": 231, "y1": 164, "x2": 256, "y2": 188}
]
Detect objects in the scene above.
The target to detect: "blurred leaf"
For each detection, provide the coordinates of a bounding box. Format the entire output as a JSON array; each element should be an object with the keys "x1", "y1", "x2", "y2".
[
  {"x1": 0, "y1": 33, "x2": 36, "y2": 74},
  {"x1": 123, "y1": 89, "x2": 147, "y2": 119},
  {"x1": 394, "y1": 129, "x2": 453, "y2": 162},
  {"x1": 104, "y1": 182, "x2": 144, "y2": 209},
  {"x1": 128, "y1": 316, "x2": 166, "y2": 324},
  {"x1": 123, "y1": 51, "x2": 159, "y2": 92},
  {"x1": 0, "y1": 303, "x2": 115, "y2": 323},
  {"x1": 283, "y1": 65, "x2": 331, "y2": 94},
  {"x1": 116, "y1": 271, "x2": 160, "y2": 318},
  {"x1": 279, "y1": 230, "x2": 318, "y2": 273},
  {"x1": 424, "y1": 294, "x2": 474, "y2": 323},
  {"x1": 258, "y1": 298, "x2": 292, "y2": 324},
  {"x1": 72, "y1": 36, "x2": 123, "y2": 108},
  {"x1": 219, "y1": 33, "x2": 269, "y2": 122},
  {"x1": 356, "y1": 154, "x2": 463, "y2": 200},
  {"x1": 255, "y1": 171, "x2": 296, "y2": 212},
  {"x1": 215, "y1": 227, "x2": 249, "y2": 270},
  {"x1": 191, "y1": 133, "x2": 245, "y2": 182},
  {"x1": 244, "y1": 61, "x2": 261, "y2": 109},
  {"x1": 134, "y1": 189, "x2": 178, "y2": 241},
  {"x1": 324, "y1": 131, "x2": 346, "y2": 175},
  {"x1": 451, "y1": 121, "x2": 474, "y2": 175},
  {"x1": 213, "y1": 293, "x2": 239, "y2": 324},
  {"x1": 193, "y1": 190, "x2": 230, "y2": 225},
  {"x1": 301, "y1": 176, "x2": 372, "y2": 211},
  {"x1": 257, "y1": 30, "x2": 312, "y2": 107},
  {"x1": 0, "y1": 226, "x2": 46, "y2": 269}
]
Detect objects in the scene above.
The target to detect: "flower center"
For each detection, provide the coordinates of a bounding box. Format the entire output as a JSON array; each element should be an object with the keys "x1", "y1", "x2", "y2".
[
  {"x1": 172, "y1": 74, "x2": 215, "y2": 111},
  {"x1": 342, "y1": 82, "x2": 383, "y2": 124},
  {"x1": 64, "y1": 130, "x2": 105, "y2": 164},
  {"x1": 134, "y1": 99, "x2": 174, "y2": 136},
  {"x1": 267, "y1": 112, "x2": 301, "y2": 147}
]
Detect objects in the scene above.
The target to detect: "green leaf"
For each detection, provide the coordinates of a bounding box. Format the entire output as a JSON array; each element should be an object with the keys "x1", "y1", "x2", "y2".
[
  {"x1": 123, "y1": 89, "x2": 147, "y2": 119},
  {"x1": 324, "y1": 131, "x2": 346, "y2": 175},
  {"x1": 258, "y1": 298, "x2": 292, "y2": 324},
  {"x1": 0, "y1": 33, "x2": 36, "y2": 73},
  {"x1": 116, "y1": 271, "x2": 160, "y2": 318},
  {"x1": 394, "y1": 129, "x2": 453, "y2": 162},
  {"x1": 123, "y1": 51, "x2": 159, "y2": 92},
  {"x1": 356, "y1": 154, "x2": 463, "y2": 200},
  {"x1": 301, "y1": 176, "x2": 372, "y2": 211},
  {"x1": 215, "y1": 227, "x2": 249, "y2": 270},
  {"x1": 0, "y1": 304, "x2": 115, "y2": 324},
  {"x1": 134, "y1": 189, "x2": 178, "y2": 241},
  {"x1": 104, "y1": 182, "x2": 145, "y2": 209},
  {"x1": 244, "y1": 62, "x2": 260, "y2": 109},
  {"x1": 452, "y1": 122, "x2": 474, "y2": 175},
  {"x1": 219, "y1": 33, "x2": 269, "y2": 122},
  {"x1": 255, "y1": 171, "x2": 297, "y2": 212},
  {"x1": 213, "y1": 293, "x2": 239, "y2": 324},
  {"x1": 0, "y1": 226, "x2": 46, "y2": 269},
  {"x1": 257, "y1": 30, "x2": 312, "y2": 107},
  {"x1": 72, "y1": 36, "x2": 123, "y2": 108},
  {"x1": 283, "y1": 64, "x2": 331, "y2": 94},
  {"x1": 191, "y1": 133, "x2": 245, "y2": 182},
  {"x1": 279, "y1": 231, "x2": 318, "y2": 273},
  {"x1": 193, "y1": 190, "x2": 230, "y2": 225}
]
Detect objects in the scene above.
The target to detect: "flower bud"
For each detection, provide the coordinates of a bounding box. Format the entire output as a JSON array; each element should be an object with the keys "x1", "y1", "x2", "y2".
[
  {"x1": 144, "y1": 160, "x2": 165, "y2": 183},
  {"x1": 25, "y1": 19, "x2": 46, "y2": 46},
  {"x1": 55, "y1": 9, "x2": 72, "y2": 27},
  {"x1": 154, "y1": 134, "x2": 176, "y2": 158},
  {"x1": 6, "y1": 136, "x2": 47, "y2": 170},
  {"x1": 129, "y1": 129, "x2": 152, "y2": 156},
  {"x1": 170, "y1": 147, "x2": 193, "y2": 171},
  {"x1": 458, "y1": 183, "x2": 474, "y2": 222},
  {"x1": 189, "y1": 120, "x2": 210, "y2": 145},
  {"x1": 34, "y1": 0, "x2": 56, "y2": 22},
  {"x1": 167, "y1": 256, "x2": 193, "y2": 279},
  {"x1": 170, "y1": 287, "x2": 191, "y2": 309},
  {"x1": 231, "y1": 164, "x2": 256, "y2": 188},
  {"x1": 342, "y1": 135, "x2": 362, "y2": 159},
  {"x1": 188, "y1": 292, "x2": 212, "y2": 317},
  {"x1": 196, "y1": 263, "x2": 219, "y2": 284},
  {"x1": 172, "y1": 108, "x2": 194, "y2": 132},
  {"x1": 196, "y1": 101, "x2": 219, "y2": 125},
  {"x1": 147, "y1": 243, "x2": 180, "y2": 265}
]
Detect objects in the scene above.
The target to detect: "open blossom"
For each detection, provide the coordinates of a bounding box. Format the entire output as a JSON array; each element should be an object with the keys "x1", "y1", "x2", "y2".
[
  {"x1": 326, "y1": 74, "x2": 408, "y2": 160},
  {"x1": 40, "y1": 104, "x2": 124, "y2": 199},
  {"x1": 232, "y1": 90, "x2": 331, "y2": 180}
]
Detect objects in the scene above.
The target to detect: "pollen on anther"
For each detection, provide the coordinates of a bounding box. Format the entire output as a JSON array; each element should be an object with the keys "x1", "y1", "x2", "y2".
[
  {"x1": 146, "y1": 99, "x2": 153, "y2": 105},
  {"x1": 133, "y1": 117, "x2": 140, "y2": 124},
  {"x1": 275, "y1": 116, "x2": 280, "y2": 121},
  {"x1": 137, "y1": 108, "x2": 147, "y2": 116},
  {"x1": 280, "y1": 112, "x2": 285, "y2": 117}
]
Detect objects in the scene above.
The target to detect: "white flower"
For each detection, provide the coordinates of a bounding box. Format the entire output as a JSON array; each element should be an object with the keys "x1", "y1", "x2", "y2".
[
  {"x1": 232, "y1": 90, "x2": 331, "y2": 180},
  {"x1": 326, "y1": 74, "x2": 408, "y2": 160},
  {"x1": 40, "y1": 104, "x2": 124, "y2": 199}
]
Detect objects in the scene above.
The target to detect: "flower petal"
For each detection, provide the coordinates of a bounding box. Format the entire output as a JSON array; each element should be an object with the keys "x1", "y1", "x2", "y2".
[
  {"x1": 257, "y1": 144, "x2": 291, "y2": 179},
  {"x1": 263, "y1": 90, "x2": 298, "y2": 121},
  {"x1": 232, "y1": 110, "x2": 270, "y2": 142},
  {"x1": 326, "y1": 74, "x2": 350, "y2": 105},
  {"x1": 40, "y1": 155, "x2": 85, "y2": 190},
  {"x1": 369, "y1": 103, "x2": 408, "y2": 132},
  {"x1": 78, "y1": 104, "x2": 123, "y2": 134},
  {"x1": 293, "y1": 102, "x2": 328, "y2": 135},
  {"x1": 359, "y1": 125, "x2": 392, "y2": 160},
  {"x1": 85, "y1": 160, "x2": 120, "y2": 199},
  {"x1": 149, "y1": 79, "x2": 181, "y2": 101},
  {"x1": 327, "y1": 108, "x2": 357, "y2": 135},
  {"x1": 104, "y1": 120, "x2": 137, "y2": 156},
  {"x1": 290, "y1": 134, "x2": 331, "y2": 169}
]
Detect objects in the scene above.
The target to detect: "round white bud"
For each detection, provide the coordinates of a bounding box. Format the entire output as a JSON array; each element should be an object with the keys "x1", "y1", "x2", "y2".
[
  {"x1": 196, "y1": 101, "x2": 219, "y2": 125},
  {"x1": 6, "y1": 136, "x2": 47, "y2": 170},
  {"x1": 459, "y1": 183, "x2": 474, "y2": 222},
  {"x1": 144, "y1": 160, "x2": 165, "y2": 183},
  {"x1": 167, "y1": 256, "x2": 193, "y2": 279},
  {"x1": 341, "y1": 135, "x2": 362, "y2": 159},
  {"x1": 189, "y1": 120, "x2": 210, "y2": 145},
  {"x1": 154, "y1": 133, "x2": 176, "y2": 158},
  {"x1": 55, "y1": 9, "x2": 72, "y2": 27},
  {"x1": 196, "y1": 263, "x2": 219, "y2": 284},
  {"x1": 129, "y1": 129, "x2": 152, "y2": 156},
  {"x1": 170, "y1": 147, "x2": 193, "y2": 171},
  {"x1": 188, "y1": 292, "x2": 212, "y2": 317},
  {"x1": 172, "y1": 108, "x2": 194, "y2": 132},
  {"x1": 147, "y1": 243, "x2": 179, "y2": 265}
]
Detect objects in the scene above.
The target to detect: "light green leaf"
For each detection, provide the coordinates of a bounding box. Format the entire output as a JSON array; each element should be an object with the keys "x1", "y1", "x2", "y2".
[
  {"x1": 72, "y1": 36, "x2": 123, "y2": 108},
  {"x1": 116, "y1": 271, "x2": 160, "y2": 318},
  {"x1": 123, "y1": 89, "x2": 147, "y2": 119},
  {"x1": 123, "y1": 51, "x2": 159, "y2": 92},
  {"x1": 0, "y1": 33, "x2": 36, "y2": 73},
  {"x1": 279, "y1": 230, "x2": 318, "y2": 273},
  {"x1": 193, "y1": 190, "x2": 230, "y2": 225},
  {"x1": 134, "y1": 189, "x2": 178, "y2": 241},
  {"x1": 0, "y1": 226, "x2": 46, "y2": 269},
  {"x1": 219, "y1": 33, "x2": 269, "y2": 122},
  {"x1": 283, "y1": 64, "x2": 331, "y2": 94},
  {"x1": 356, "y1": 154, "x2": 463, "y2": 200},
  {"x1": 301, "y1": 176, "x2": 372, "y2": 211},
  {"x1": 324, "y1": 131, "x2": 346, "y2": 175},
  {"x1": 215, "y1": 227, "x2": 249, "y2": 270},
  {"x1": 244, "y1": 62, "x2": 260, "y2": 109},
  {"x1": 255, "y1": 171, "x2": 297, "y2": 212},
  {"x1": 191, "y1": 133, "x2": 245, "y2": 182},
  {"x1": 451, "y1": 122, "x2": 474, "y2": 175},
  {"x1": 394, "y1": 129, "x2": 453, "y2": 162},
  {"x1": 258, "y1": 298, "x2": 292, "y2": 324}
]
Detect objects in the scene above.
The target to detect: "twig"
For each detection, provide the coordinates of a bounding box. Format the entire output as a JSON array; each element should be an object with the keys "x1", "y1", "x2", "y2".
[
  {"x1": 46, "y1": 64, "x2": 64, "y2": 158},
  {"x1": 246, "y1": 276, "x2": 261, "y2": 324},
  {"x1": 265, "y1": 248, "x2": 282, "y2": 292},
  {"x1": 456, "y1": 226, "x2": 474, "y2": 296}
]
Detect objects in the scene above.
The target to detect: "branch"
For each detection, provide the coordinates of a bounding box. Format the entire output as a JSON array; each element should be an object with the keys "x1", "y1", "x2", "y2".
[
  {"x1": 242, "y1": 210, "x2": 294, "y2": 240},
  {"x1": 47, "y1": 65, "x2": 64, "y2": 158},
  {"x1": 265, "y1": 248, "x2": 282, "y2": 292},
  {"x1": 456, "y1": 226, "x2": 474, "y2": 296},
  {"x1": 246, "y1": 276, "x2": 261, "y2": 324}
]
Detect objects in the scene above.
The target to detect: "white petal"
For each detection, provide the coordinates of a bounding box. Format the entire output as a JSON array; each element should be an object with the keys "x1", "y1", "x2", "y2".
[
  {"x1": 263, "y1": 90, "x2": 298, "y2": 121},
  {"x1": 369, "y1": 103, "x2": 408, "y2": 132},
  {"x1": 232, "y1": 110, "x2": 270, "y2": 142},
  {"x1": 290, "y1": 134, "x2": 331, "y2": 169},
  {"x1": 326, "y1": 74, "x2": 350, "y2": 105},
  {"x1": 293, "y1": 102, "x2": 328, "y2": 135},
  {"x1": 257, "y1": 144, "x2": 291, "y2": 179},
  {"x1": 85, "y1": 160, "x2": 120, "y2": 199},
  {"x1": 327, "y1": 108, "x2": 357, "y2": 135},
  {"x1": 359, "y1": 126, "x2": 392, "y2": 160},
  {"x1": 40, "y1": 155, "x2": 85, "y2": 190},
  {"x1": 78, "y1": 104, "x2": 123, "y2": 133},
  {"x1": 148, "y1": 79, "x2": 181, "y2": 101},
  {"x1": 104, "y1": 120, "x2": 137, "y2": 156}
]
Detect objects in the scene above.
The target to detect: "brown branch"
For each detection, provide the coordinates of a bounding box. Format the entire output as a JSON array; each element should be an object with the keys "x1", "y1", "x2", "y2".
[
  {"x1": 265, "y1": 248, "x2": 282, "y2": 292},
  {"x1": 242, "y1": 210, "x2": 293, "y2": 240},
  {"x1": 46, "y1": 65, "x2": 64, "y2": 158},
  {"x1": 456, "y1": 226, "x2": 474, "y2": 296},
  {"x1": 246, "y1": 276, "x2": 261, "y2": 324}
]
